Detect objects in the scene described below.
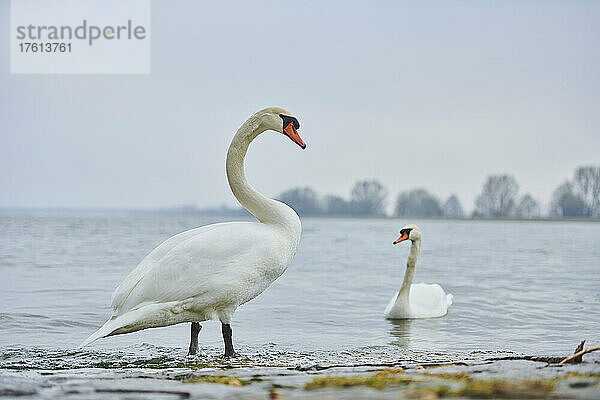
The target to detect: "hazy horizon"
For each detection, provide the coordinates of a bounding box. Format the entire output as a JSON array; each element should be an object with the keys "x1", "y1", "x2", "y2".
[{"x1": 2, "y1": 1, "x2": 599, "y2": 214}]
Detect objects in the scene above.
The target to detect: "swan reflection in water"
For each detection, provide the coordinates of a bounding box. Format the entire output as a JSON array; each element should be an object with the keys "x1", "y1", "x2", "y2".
[{"x1": 388, "y1": 318, "x2": 448, "y2": 349}]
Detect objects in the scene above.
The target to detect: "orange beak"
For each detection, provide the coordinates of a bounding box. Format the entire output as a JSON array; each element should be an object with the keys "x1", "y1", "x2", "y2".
[
  {"x1": 393, "y1": 232, "x2": 409, "y2": 244},
  {"x1": 284, "y1": 122, "x2": 306, "y2": 149}
]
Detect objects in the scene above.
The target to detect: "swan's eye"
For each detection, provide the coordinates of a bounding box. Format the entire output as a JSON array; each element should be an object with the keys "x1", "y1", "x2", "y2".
[{"x1": 279, "y1": 114, "x2": 300, "y2": 129}]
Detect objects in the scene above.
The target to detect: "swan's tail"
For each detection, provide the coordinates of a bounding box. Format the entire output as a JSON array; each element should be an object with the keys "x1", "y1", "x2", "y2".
[
  {"x1": 79, "y1": 316, "x2": 122, "y2": 348},
  {"x1": 79, "y1": 301, "x2": 189, "y2": 348},
  {"x1": 446, "y1": 293, "x2": 454, "y2": 306}
]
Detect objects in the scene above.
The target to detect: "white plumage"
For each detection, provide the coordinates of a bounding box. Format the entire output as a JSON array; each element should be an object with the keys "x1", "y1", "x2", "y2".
[
  {"x1": 80, "y1": 107, "x2": 306, "y2": 353},
  {"x1": 384, "y1": 282, "x2": 453, "y2": 319},
  {"x1": 384, "y1": 224, "x2": 453, "y2": 319}
]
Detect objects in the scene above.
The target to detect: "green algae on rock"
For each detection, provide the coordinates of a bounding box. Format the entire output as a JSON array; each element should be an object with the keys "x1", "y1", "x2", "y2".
[
  {"x1": 304, "y1": 369, "x2": 560, "y2": 399},
  {"x1": 304, "y1": 369, "x2": 417, "y2": 390},
  {"x1": 181, "y1": 375, "x2": 248, "y2": 386}
]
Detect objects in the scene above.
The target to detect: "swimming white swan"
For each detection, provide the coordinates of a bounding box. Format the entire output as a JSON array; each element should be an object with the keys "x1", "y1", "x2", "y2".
[
  {"x1": 384, "y1": 225, "x2": 453, "y2": 319},
  {"x1": 80, "y1": 107, "x2": 306, "y2": 356}
]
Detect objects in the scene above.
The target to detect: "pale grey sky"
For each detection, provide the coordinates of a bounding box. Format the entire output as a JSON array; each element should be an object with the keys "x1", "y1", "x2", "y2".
[{"x1": 1, "y1": 1, "x2": 599, "y2": 213}]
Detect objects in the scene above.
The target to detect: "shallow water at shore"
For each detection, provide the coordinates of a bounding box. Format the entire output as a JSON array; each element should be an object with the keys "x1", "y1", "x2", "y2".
[{"x1": 1, "y1": 214, "x2": 599, "y2": 397}]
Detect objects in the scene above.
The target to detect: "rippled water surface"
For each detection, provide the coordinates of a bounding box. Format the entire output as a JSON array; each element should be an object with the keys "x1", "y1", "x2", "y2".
[{"x1": 1, "y1": 214, "x2": 599, "y2": 372}]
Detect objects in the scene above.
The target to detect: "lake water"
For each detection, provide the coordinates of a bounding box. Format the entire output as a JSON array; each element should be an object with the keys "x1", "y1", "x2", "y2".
[{"x1": 1, "y1": 214, "x2": 599, "y2": 373}]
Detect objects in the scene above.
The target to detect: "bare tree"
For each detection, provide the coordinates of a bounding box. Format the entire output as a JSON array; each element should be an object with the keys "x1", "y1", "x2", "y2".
[
  {"x1": 573, "y1": 166, "x2": 600, "y2": 217},
  {"x1": 395, "y1": 189, "x2": 442, "y2": 216},
  {"x1": 515, "y1": 194, "x2": 540, "y2": 218},
  {"x1": 550, "y1": 182, "x2": 588, "y2": 217},
  {"x1": 324, "y1": 195, "x2": 350, "y2": 215},
  {"x1": 473, "y1": 174, "x2": 519, "y2": 217},
  {"x1": 350, "y1": 180, "x2": 388, "y2": 215},
  {"x1": 278, "y1": 187, "x2": 323, "y2": 216},
  {"x1": 442, "y1": 194, "x2": 464, "y2": 217}
]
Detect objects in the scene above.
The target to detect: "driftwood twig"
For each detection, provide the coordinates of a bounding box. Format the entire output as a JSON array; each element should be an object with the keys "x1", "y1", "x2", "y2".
[
  {"x1": 572, "y1": 340, "x2": 585, "y2": 363},
  {"x1": 559, "y1": 346, "x2": 600, "y2": 365}
]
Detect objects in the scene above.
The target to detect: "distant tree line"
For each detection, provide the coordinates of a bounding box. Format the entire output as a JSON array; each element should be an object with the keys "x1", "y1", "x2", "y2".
[
  {"x1": 472, "y1": 166, "x2": 600, "y2": 218},
  {"x1": 472, "y1": 174, "x2": 540, "y2": 218},
  {"x1": 550, "y1": 166, "x2": 600, "y2": 218},
  {"x1": 277, "y1": 165, "x2": 600, "y2": 219},
  {"x1": 278, "y1": 180, "x2": 466, "y2": 217},
  {"x1": 278, "y1": 180, "x2": 389, "y2": 216}
]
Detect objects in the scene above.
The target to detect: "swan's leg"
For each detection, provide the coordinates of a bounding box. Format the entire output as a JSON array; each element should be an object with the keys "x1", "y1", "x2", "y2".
[
  {"x1": 187, "y1": 322, "x2": 202, "y2": 356},
  {"x1": 221, "y1": 323, "x2": 236, "y2": 357}
]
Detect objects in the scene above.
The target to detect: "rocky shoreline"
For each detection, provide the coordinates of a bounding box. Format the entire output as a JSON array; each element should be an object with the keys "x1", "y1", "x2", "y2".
[{"x1": 2, "y1": 353, "x2": 599, "y2": 399}]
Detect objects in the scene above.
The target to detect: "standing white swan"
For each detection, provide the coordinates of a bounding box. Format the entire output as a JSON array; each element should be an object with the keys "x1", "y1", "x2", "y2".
[
  {"x1": 384, "y1": 225, "x2": 453, "y2": 319},
  {"x1": 80, "y1": 107, "x2": 306, "y2": 356}
]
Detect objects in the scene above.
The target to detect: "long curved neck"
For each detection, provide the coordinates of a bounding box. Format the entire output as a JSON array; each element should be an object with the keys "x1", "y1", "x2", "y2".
[
  {"x1": 225, "y1": 118, "x2": 301, "y2": 235},
  {"x1": 397, "y1": 239, "x2": 421, "y2": 301}
]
